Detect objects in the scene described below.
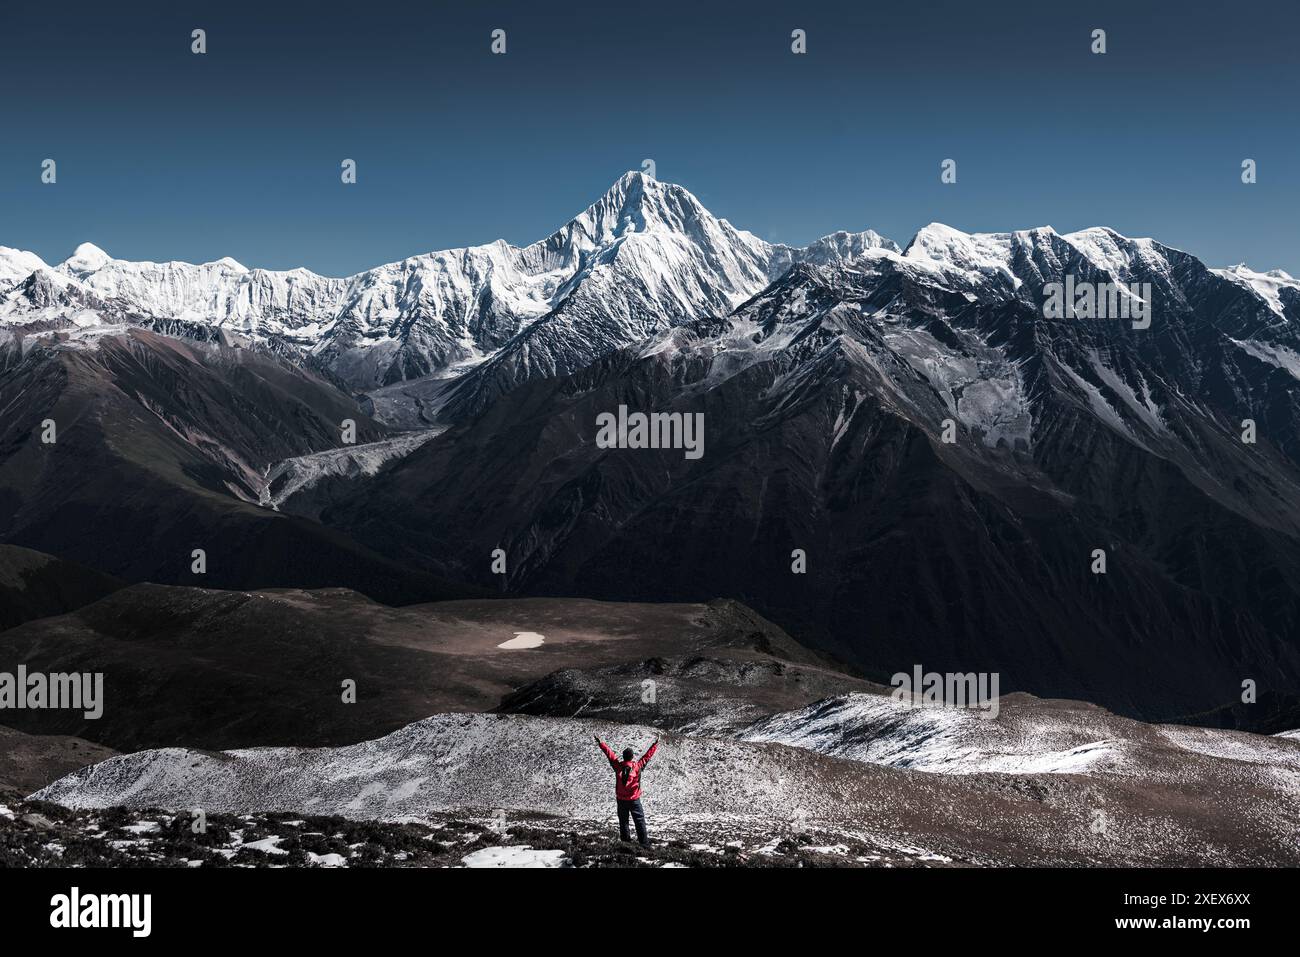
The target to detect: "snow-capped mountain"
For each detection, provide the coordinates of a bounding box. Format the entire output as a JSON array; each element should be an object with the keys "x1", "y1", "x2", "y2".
[
  {"x1": 6, "y1": 173, "x2": 1300, "y2": 722},
  {"x1": 314, "y1": 206, "x2": 1300, "y2": 721},
  {"x1": 9, "y1": 171, "x2": 1289, "y2": 421},
  {"x1": 1212, "y1": 263, "x2": 1300, "y2": 320},
  {"x1": 0, "y1": 246, "x2": 49, "y2": 289},
  {"x1": 0, "y1": 172, "x2": 895, "y2": 392}
]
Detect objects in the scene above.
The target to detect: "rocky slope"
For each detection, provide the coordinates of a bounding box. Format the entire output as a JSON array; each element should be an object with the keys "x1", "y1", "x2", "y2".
[
  {"x1": 317, "y1": 223, "x2": 1300, "y2": 720},
  {"x1": 32, "y1": 709, "x2": 1300, "y2": 866},
  {"x1": 0, "y1": 587, "x2": 818, "y2": 752},
  {"x1": 0, "y1": 727, "x2": 115, "y2": 798},
  {"x1": 0, "y1": 543, "x2": 124, "y2": 630},
  {"x1": 0, "y1": 326, "x2": 471, "y2": 601}
]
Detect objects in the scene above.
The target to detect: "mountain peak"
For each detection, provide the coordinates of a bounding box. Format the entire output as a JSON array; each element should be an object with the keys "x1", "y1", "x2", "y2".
[
  {"x1": 562, "y1": 172, "x2": 717, "y2": 248},
  {"x1": 799, "y1": 229, "x2": 901, "y2": 266},
  {"x1": 63, "y1": 242, "x2": 112, "y2": 274},
  {"x1": 612, "y1": 168, "x2": 657, "y2": 188},
  {"x1": 0, "y1": 246, "x2": 49, "y2": 286},
  {"x1": 903, "y1": 223, "x2": 1019, "y2": 279}
]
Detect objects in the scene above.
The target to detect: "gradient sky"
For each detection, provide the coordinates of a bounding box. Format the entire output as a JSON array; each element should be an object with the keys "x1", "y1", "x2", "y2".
[{"x1": 1, "y1": 0, "x2": 1295, "y2": 277}]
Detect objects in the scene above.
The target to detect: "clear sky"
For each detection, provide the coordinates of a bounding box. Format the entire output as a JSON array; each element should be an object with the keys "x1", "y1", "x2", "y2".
[{"x1": 1, "y1": 0, "x2": 1295, "y2": 277}]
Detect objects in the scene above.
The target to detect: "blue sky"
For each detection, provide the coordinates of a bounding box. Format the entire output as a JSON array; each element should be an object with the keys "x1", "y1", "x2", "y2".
[{"x1": 1, "y1": 0, "x2": 1295, "y2": 276}]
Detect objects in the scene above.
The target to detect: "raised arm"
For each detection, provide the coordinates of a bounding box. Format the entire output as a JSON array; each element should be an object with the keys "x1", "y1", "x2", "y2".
[
  {"x1": 594, "y1": 734, "x2": 617, "y2": 765},
  {"x1": 638, "y1": 738, "x2": 659, "y2": 768}
]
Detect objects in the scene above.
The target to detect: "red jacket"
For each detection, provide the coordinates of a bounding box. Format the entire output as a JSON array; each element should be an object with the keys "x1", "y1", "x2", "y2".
[{"x1": 597, "y1": 739, "x2": 658, "y2": 800}]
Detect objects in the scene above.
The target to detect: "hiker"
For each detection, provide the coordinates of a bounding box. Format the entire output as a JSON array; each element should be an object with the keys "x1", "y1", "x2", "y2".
[{"x1": 594, "y1": 733, "x2": 659, "y2": 847}]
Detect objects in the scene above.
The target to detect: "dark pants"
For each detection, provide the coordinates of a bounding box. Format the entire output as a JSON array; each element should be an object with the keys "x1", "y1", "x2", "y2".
[{"x1": 617, "y1": 799, "x2": 649, "y2": 845}]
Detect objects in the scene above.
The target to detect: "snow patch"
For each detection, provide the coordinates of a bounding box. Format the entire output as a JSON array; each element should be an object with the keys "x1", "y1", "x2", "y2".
[
  {"x1": 1214, "y1": 265, "x2": 1299, "y2": 319},
  {"x1": 241, "y1": 836, "x2": 288, "y2": 855},
  {"x1": 259, "y1": 429, "x2": 443, "y2": 510},
  {"x1": 498, "y1": 632, "x2": 545, "y2": 650},
  {"x1": 307, "y1": 851, "x2": 347, "y2": 867},
  {"x1": 461, "y1": 845, "x2": 567, "y2": 868},
  {"x1": 1231, "y1": 338, "x2": 1300, "y2": 380}
]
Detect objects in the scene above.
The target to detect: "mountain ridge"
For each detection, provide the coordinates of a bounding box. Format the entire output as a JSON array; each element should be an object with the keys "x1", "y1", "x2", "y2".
[
  {"x1": 0, "y1": 173, "x2": 898, "y2": 390},
  {"x1": 8, "y1": 173, "x2": 1293, "y2": 397}
]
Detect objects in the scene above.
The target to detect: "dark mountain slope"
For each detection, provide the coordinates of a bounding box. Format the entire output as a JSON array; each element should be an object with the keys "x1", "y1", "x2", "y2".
[
  {"x1": 0, "y1": 726, "x2": 116, "y2": 798},
  {"x1": 319, "y1": 239, "x2": 1300, "y2": 721},
  {"x1": 0, "y1": 327, "x2": 473, "y2": 603},
  {"x1": 0, "y1": 584, "x2": 817, "y2": 751},
  {"x1": 0, "y1": 543, "x2": 124, "y2": 630}
]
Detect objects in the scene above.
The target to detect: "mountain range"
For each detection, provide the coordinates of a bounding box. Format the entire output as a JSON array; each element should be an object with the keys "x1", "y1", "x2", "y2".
[
  {"x1": 1, "y1": 173, "x2": 894, "y2": 394},
  {"x1": 4, "y1": 171, "x2": 1300, "y2": 723}
]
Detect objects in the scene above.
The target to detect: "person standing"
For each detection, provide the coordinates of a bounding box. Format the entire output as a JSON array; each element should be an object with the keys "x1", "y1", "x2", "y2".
[{"x1": 594, "y1": 734, "x2": 659, "y2": 847}]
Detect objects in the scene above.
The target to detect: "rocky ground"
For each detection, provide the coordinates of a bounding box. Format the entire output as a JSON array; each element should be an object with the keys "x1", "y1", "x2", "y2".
[
  {"x1": 30, "y1": 710, "x2": 1300, "y2": 867},
  {"x1": 0, "y1": 800, "x2": 950, "y2": 869},
  {"x1": 4, "y1": 583, "x2": 1299, "y2": 870},
  {"x1": 0, "y1": 726, "x2": 116, "y2": 797}
]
